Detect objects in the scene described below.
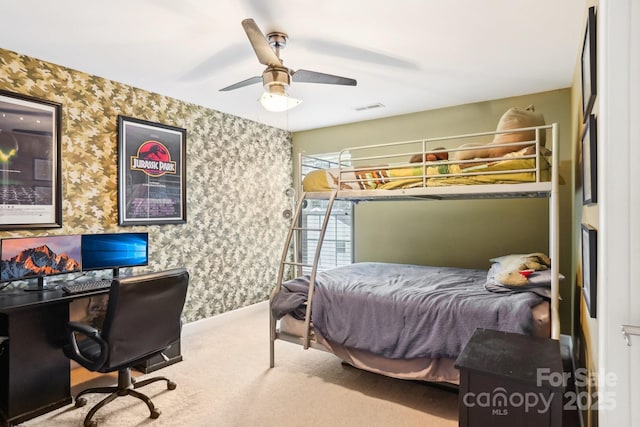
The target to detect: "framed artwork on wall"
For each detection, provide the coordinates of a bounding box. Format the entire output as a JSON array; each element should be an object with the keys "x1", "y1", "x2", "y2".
[
  {"x1": 581, "y1": 224, "x2": 597, "y2": 318},
  {"x1": 118, "y1": 116, "x2": 187, "y2": 226},
  {"x1": 581, "y1": 114, "x2": 597, "y2": 204},
  {"x1": 581, "y1": 6, "x2": 597, "y2": 120},
  {"x1": 0, "y1": 89, "x2": 62, "y2": 230}
]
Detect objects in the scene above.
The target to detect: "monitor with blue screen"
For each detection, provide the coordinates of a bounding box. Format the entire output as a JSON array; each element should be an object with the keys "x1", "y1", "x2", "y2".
[{"x1": 81, "y1": 232, "x2": 148, "y2": 274}]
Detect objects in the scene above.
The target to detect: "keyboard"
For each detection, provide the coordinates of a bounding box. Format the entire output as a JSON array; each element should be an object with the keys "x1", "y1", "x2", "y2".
[{"x1": 62, "y1": 279, "x2": 112, "y2": 295}]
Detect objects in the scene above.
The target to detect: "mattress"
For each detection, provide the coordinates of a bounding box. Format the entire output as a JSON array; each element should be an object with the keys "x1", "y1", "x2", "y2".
[
  {"x1": 272, "y1": 263, "x2": 548, "y2": 361},
  {"x1": 279, "y1": 300, "x2": 549, "y2": 384}
]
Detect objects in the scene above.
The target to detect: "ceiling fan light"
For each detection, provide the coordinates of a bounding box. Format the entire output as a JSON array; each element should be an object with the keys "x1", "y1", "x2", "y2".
[{"x1": 259, "y1": 91, "x2": 302, "y2": 112}]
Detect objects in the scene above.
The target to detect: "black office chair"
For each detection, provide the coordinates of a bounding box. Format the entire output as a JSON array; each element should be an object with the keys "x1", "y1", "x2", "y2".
[{"x1": 63, "y1": 268, "x2": 189, "y2": 427}]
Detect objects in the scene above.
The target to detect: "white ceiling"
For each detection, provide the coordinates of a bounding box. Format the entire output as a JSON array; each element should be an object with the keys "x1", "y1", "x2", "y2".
[{"x1": 0, "y1": 0, "x2": 586, "y2": 132}]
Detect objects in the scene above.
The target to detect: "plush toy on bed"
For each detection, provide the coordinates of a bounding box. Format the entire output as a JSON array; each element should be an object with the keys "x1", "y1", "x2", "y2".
[
  {"x1": 409, "y1": 147, "x2": 448, "y2": 163},
  {"x1": 453, "y1": 105, "x2": 546, "y2": 163},
  {"x1": 491, "y1": 252, "x2": 552, "y2": 286}
]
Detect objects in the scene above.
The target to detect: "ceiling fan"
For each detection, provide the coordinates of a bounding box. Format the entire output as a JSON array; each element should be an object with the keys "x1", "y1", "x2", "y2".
[{"x1": 220, "y1": 18, "x2": 357, "y2": 112}]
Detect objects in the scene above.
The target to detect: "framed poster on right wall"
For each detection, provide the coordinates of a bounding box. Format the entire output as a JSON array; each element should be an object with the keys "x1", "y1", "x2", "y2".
[
  {"x1": 581, "y1": 224, "x2": 597, "y2": 318},
  {"x1": 581, "y1": 114, "x2": 597, "y2": 204},
  {"x1": 581, "y1": 6, "x2": 597, "y2": 120}
]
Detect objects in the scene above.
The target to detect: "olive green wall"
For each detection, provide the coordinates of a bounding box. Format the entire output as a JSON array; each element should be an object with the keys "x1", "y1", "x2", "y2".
[
  {"x1": 292, "y1": 88, "x2": 573, "y2": 333},
  {"x1": 0, "y1": 48, "x2": 292, "y2": 323}
]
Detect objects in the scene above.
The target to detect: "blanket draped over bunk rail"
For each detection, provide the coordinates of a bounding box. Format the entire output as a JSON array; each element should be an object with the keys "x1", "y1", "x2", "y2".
[
  {"x1": 302, "y1": 153, "x2": 551, "y2": 191},
  {"x1": 271, "y1": 262, "x2": 544, "y2": 360}
]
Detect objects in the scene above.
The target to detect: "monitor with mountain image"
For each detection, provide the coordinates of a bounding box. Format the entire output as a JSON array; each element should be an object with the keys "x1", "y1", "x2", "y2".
[{"x1": 0, "y1": 234, "x2": 82, "y2": 289}]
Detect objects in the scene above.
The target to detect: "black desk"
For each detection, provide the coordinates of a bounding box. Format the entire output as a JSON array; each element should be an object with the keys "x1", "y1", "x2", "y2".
[{"x1": 0, "y1": 286, "x2": 109, "y2": 427}]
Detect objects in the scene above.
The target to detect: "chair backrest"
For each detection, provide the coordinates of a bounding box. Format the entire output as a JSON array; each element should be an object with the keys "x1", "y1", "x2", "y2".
[{"x1": 100, "y1": 268, "x2": 189, "y2": 370}]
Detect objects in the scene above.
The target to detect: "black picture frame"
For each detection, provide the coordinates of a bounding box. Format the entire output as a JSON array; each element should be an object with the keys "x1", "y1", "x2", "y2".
[
  {"x1": 581, "y1": 6, "x2": 597, "y2": 120},
  {"x1": 581, "y1": 224, "x2": 597, "y2": 318},
  {"x1": 0, "y1": 89, "x2": 62, "y2": 230},
  {"x1": 581, "y1": 114, "x2": 597, "y2": 204},
  {"x1": 117, "y1": 116, "x2": 186, "y2": 226}
]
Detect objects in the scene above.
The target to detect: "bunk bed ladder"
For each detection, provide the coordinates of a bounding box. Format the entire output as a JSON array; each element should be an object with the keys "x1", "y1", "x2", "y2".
[{"x1": 269, "y1": 190, "x2": 338, "y2": 367}]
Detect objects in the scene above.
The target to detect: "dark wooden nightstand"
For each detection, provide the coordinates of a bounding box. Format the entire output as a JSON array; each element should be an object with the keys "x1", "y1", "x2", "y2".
[{"x1": 455, "y1": 328, "x2": 564, "y2": 427}]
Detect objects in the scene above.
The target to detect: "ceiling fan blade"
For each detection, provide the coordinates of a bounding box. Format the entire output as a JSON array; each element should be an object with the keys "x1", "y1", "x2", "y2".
[
  {"x1": 241, "y1": 0, "x2": 277, "y2": 24},
  {"x1": 182, "y1": 43, "x2": 249, "y2": 82},
  {"x1": 219, "y1": 76, "x2": 263, "y2": 91},
  {"x1": 298, "y1": 38, "x2": 419, "y2": 70},
  {"x1": 241, "y1": 18, "x2": 282, "y2": 67},
  {"x1": 292, "y1": 69, "x2": 357, "y2": 86}
]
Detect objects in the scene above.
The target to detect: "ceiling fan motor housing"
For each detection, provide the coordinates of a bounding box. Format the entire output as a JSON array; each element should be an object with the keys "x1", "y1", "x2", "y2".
[{"x1": 263, "y1": 66, "x2": 291, "y2": 94}]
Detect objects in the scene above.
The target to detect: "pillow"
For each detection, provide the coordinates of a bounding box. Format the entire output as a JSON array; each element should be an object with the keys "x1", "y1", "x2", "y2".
[
  {"x1": 489, "y1": 252, "x2": 551, "y2": 272},
  {"x1": 486, "y1": 261, "x2": 502, "y2": 282},
  {"x1": 492, "y1": 105, "x2": 546, "y2": 148},
  {"x1": 454, "y1": 105, "x2": 546, "y2": 161},
  {"x1": 488, "y1": 263, "x2": 562, "y2": 286},
  {"x1": 485, "y1": 261, "x2": 563, "y2": 298},
  {"x1": 527, "y1": 269, "x2": 565, "y2": 287}
]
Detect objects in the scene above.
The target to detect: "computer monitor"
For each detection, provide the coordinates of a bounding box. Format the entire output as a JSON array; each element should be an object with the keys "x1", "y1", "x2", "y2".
[
  {"x1": 81, "y1": 232, "x2": 148, "y2": 275},
  {"x1": 0, "y1": 235, "x2": 82, "y2": 289}
]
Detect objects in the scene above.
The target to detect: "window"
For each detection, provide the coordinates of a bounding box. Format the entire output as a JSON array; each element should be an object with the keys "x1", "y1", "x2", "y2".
[{"x1": 300, "y1": 154, "x2": 354, "y2": 273}]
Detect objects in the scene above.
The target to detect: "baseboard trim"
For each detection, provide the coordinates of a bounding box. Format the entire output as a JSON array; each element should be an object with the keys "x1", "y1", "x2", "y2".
[{"x1": 182, "y1": 300, "x2": 268, "y2": 338}]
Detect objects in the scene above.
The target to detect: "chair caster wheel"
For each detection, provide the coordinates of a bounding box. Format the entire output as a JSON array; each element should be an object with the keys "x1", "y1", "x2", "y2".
[
  {"x1": 167, "y1": 381, "x2": 177, "y2": 390},
  {"x1": 75, "y1": 397, "x2": 87, "y2": 408},
  {"x1": 151, "y1": 408, "x2": 161, "y2": 419}
]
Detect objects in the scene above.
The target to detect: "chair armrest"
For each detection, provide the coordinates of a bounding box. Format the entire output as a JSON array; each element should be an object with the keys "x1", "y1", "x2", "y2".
[
  {"x1": 65, "y1": 321, "x2": 108, "y2": 371},
  {"x1": 67, "y1": 321, "x2": 99, "y2": 337}
]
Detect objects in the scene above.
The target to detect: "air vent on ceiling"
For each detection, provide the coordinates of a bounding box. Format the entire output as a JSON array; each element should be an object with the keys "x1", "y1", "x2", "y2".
[{"x1": 354, "y1": 103, "x2": 385, "y2": 112}]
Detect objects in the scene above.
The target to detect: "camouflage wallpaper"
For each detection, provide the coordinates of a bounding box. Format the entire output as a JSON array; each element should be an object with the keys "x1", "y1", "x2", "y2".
[{"x1": 0, "y1": 48, "x2": 293, "y2": 323}]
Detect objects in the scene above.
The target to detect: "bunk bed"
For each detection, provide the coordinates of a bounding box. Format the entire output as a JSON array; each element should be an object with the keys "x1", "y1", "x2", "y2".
[{"x1": 269, "y1": 122, "x2": 560, "y2": 385}]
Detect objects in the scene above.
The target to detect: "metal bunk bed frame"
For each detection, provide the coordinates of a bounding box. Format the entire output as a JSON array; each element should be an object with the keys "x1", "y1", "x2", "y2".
[{"x1": 269, "y1": 123, "x2": 560, "y2": 368}]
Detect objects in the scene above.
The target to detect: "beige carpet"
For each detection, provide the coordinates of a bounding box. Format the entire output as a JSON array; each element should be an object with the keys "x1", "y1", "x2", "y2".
[{"x1": 21, "y1": 302, "x2": 458, "y2": 427}]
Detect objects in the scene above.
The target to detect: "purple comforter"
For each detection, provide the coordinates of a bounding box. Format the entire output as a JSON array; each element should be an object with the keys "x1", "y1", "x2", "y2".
[{"x1": 271, "y1": 262, "x2": 544, "y2": 359}]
